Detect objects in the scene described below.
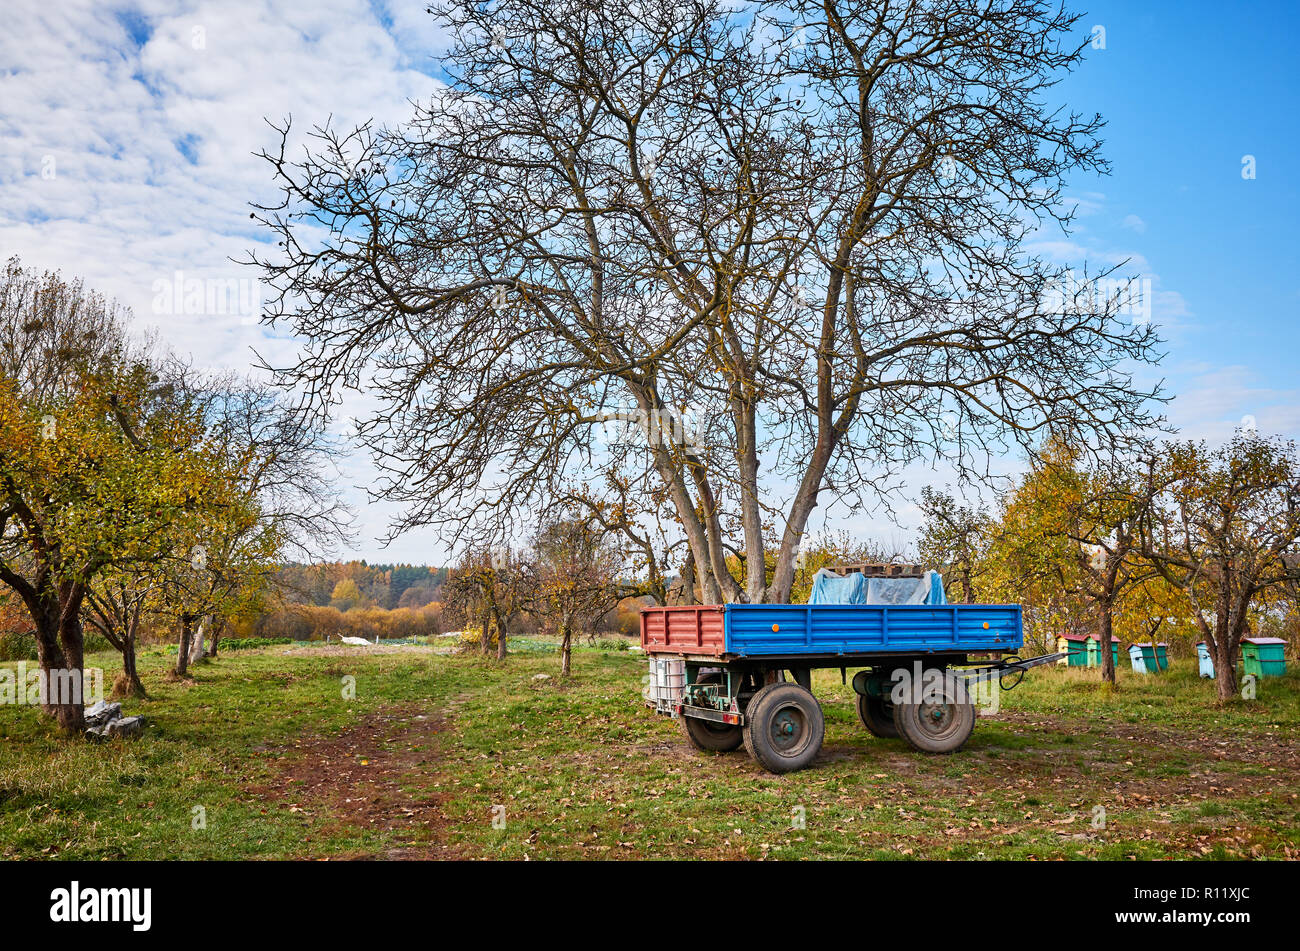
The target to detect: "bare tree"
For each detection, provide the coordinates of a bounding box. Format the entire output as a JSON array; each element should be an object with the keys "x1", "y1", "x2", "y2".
[
  {"x1": 524, "y1": 516, "x2": 625, "y2": 676},
  {"x1": 251, "y1": 0, "x2": 1163, "y2": 606},
  {"x1": 84, "y1": 573, "x2": 155, "y2": 698}
]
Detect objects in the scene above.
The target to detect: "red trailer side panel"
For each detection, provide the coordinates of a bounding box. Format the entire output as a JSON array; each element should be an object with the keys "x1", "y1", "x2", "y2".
[{"x1": 640, "y1": 605, "x2": 726, "y2": 656}]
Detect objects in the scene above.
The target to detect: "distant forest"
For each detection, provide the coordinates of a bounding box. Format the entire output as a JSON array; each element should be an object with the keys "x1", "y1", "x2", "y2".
[{"x1": 275, "y1": 562, "x2": 448, "y2": 611}]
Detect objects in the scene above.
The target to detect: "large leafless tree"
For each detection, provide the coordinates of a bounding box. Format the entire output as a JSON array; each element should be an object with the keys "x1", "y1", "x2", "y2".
[{"x1": 251, "y1": 0, "x2": 1162, "y2": 604}]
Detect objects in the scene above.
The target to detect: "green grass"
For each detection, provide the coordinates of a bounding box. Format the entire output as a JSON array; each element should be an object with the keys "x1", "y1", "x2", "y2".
[{"x1": 2, "y1": 645, "x2": 1297, "y2": 860}]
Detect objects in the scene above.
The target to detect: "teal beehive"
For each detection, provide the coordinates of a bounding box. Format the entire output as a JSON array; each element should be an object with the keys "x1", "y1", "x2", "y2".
[{"x1": 1128, "y1": 642, "x2": 1168, "y2": 674}]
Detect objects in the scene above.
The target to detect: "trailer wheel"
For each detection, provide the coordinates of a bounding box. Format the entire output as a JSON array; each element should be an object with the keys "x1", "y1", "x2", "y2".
[
  {"x1": 892, "y1": 673, "x2": 975, "y2": 754},
  {"x1": 681, "y1": 714, "x2": 744, "y2": 752},
  {"x1": 742, "y1": 683, "x2": 825, "y2": 773},
  {"x1": 855, "y1": 693, "x2": 900, "y2": 739},
  {"x1": 680, "y1": 672, "x2": 743, "y2": 752}
]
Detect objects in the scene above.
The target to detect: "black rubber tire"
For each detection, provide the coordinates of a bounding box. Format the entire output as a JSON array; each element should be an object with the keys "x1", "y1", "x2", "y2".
[
  {"x1": 742, "y1": 682, "x2": 825, "y2": 774},
  {"x1": 856, "y1": 693, "x2": 900, "y2": 739},
  {"x1": 679, "y1": 672, "x2": 744, "y2": 752},
  {"x1": 892, "y1": 673, "x2": 975, "y2": 754},
  {"x1": 681, "y1": 713, "x2": 744, "y2": 752}
]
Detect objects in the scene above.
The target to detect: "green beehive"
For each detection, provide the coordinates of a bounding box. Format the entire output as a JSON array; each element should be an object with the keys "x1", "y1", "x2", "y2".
[
  {"x1": 1240, "y1": 637, "x2": 1287, "y2": 678},
  {"x1": 1084, "y1": 634, "x2": 1120, "y2": 669}
]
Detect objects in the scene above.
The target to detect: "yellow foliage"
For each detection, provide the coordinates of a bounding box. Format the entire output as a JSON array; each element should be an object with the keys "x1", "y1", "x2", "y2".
[{"x1": 459, "y1": 625, "x2": 498, "y2": 649}]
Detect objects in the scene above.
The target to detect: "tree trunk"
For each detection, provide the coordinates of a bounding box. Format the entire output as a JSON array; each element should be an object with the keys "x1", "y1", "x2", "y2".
[
  {"x1": 560, "y1": 618, "x2": 572, "y2": 677},
  {"x1": 189, "y1": 620, "x2": 208, "y2": 664},
  {"x1": 735, "y1": 396, "x2": 766, "y2": 603},
  {"x1": 96, "y1": 615, "x2": 146, "y2": 698},
  {"x1": 31, "y1": 583, "x2": 87, "y2": 733},
  {"x1": 176, "y1": 616, "x2": 194, "y2": 676},
  {"x1": 117, "y1": 630, "x2": 146, "y2": 698},
  {"x1": 1212, "y1": 632, "x2": 1239, "y2": 701},
  {"x1": 1097, "y1": 603, "x2": 1116, "y2": 685},
  {"x1": 480, "y1": 605, "x2": 493, "y2": 655},
  {"x1": 207, "y1": 616, "x2": 224, "y2": 658},
  {"x1": 678, "y1": 553, "x2": 698, "y2": 606},
  {"x1": 493, "y1": 604, "x2": 508, "y2": 660}
]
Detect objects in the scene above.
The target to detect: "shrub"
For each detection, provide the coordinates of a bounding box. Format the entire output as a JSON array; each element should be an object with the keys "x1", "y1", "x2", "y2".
[
  {"x1": 221, "y1": 636, "x2": 293, "y2": 651},
  {"x1": 0, "y1": 630, "x2": 37, "y2": 662},
  {"x1": 458, "y1": 625, "x2": 497, "y2": 652},
  {"x1": 83, "y1": 631, "x2": 112, "y2": 655}
]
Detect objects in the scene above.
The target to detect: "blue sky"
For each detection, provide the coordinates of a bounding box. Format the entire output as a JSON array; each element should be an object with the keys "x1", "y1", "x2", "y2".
[
  {"x1": 1, "y1": 0, "x2": 1296, "y2": 563},
  {"x1": 1052, "y1": 1, "x2": 1299, "y2": 419}
]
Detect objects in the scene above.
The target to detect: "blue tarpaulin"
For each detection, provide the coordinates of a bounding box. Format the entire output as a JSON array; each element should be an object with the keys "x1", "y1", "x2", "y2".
[{"x1": 807, "y1": 569, "x2": 947, "y2": 606}]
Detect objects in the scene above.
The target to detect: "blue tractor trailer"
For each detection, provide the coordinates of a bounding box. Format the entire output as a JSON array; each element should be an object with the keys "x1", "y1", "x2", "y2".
[{"x1": 641, "y1": 565, "x2": 1059, "y2": 773}]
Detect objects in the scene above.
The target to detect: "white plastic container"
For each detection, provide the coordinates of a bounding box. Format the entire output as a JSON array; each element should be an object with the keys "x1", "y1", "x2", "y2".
[{"x1": 648, "y1": 657, "x2": 685, "y2": 712}]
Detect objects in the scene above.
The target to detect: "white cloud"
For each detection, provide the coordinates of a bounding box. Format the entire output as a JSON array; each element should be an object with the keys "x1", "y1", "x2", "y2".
[
  {"x1": 0, "y1": 0, "x2": 451, "y2": 563},
  {"x1": 1166, "y1": 364, "x2": 1300, "y2": 443},
  {"x1": 1121, "y1": 213, "x2": 1146, "y2": 233}
]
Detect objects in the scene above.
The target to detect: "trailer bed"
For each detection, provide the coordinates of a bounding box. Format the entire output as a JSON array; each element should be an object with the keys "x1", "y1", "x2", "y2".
[{"x1": 641, "y1": 602, "x2": 1023, "y2": 657}]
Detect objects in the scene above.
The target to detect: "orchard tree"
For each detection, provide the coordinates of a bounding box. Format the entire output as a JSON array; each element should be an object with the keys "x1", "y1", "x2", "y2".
[
  {"x1": 1111, "y1": 571, "x2": 1196, "y2": 655},
  {"x1": 917, "y1": 487, "x2": 992, "y2": 603},
  {"x1": 162, "y1": 372, "x2": 350, "y2": 672},
  {"x1": 1141, "y1": 434, "x2": 1300, "y2": 700},
  {"x1": 525, "y1": 517, "x2": 625, "y2": 676},
  {"x1": 1056, "y1": 465, "x2": 1158, "y2": 685},
  {"x1": 989, "y1": 441, "x2": 1156, "y2": 683},
  {"x1": 251, "y1": 0, "x2": 1163, "y2": 605},
  {"x1": 0, "y1": 259, "x2": 219, "y2": 731},
  {"x1": 84, "y1": 571, "x2": 158, "y2": 698},
  {"x1": 444, "y1": 548, "x2": 527, "y2": 659},
  {"x1": 163, "y1": 492, "x2": 279, "y2": 677}
]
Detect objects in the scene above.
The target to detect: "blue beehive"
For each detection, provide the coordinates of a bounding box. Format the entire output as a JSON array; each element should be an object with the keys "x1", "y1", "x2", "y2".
[
  {"x1": 1128, "y1": 643, "x2": 1149, "y2": 674},
  {"x1": 1196, "y1": 641, "x2": 1215, "y2": 679}
]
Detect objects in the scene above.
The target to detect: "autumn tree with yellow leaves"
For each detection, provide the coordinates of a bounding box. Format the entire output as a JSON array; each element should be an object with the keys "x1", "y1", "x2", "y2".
[
  {"x1": 0, "y1": 259, "x2": 226, "y2": 731},
  {"x1": 1140, "y1": 434, "x2": 1300, "y2": 700},
  {"x1": 973, "y1": 441, "x2": 1165, "y2": 682}
]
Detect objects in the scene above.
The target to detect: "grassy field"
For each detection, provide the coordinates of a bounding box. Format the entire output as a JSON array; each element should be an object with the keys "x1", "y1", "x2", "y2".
[{"x1": 2, "y1": 640, "x2": 1298, "y2": 860}]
